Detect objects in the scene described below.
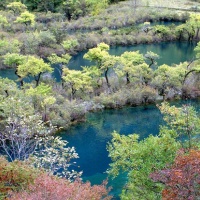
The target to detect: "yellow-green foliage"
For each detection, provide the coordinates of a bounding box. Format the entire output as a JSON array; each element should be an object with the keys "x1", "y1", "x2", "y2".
[
  {"x1": 17, "y1": 56, "x2": 53, "y2": 78},
  {"x1": 62, "y1": 68, "x2": 93, "y2": 98},
  {"x1": 6, "y1": 2, "x2": 27, "y2": 15},
  {"x1": 3, "y1": 53, "x2": 26, "y2": 67},
  {"x1": 15, "y1": 11, "x2": 35, "y2": 26},
  {"x1": 0, "y1": 39, "x2": 21, "y2": 56},
  {"x1": 48, "y1": 53, "x2": 71, "y2": 65},
  {"x1": 62, "y1": 39, "x2": 79, "y2": 51},
  {"x1": 0, "y1": 14, "x2": 8, "y2": 27}
]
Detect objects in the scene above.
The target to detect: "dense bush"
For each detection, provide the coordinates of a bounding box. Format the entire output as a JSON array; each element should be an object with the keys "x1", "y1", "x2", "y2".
[
  {"x1": 0, "y1": 157, "x2": 37, "y2": 199},
  {"x1": 150, "y1": 149, "x2": 200, "y2": 200},
  {"x1": 0, "y1": 156, "x2": 111, "y2": 200},
  {"x1": 9, "y1": 174, "x2": 111, "y2": 200}
]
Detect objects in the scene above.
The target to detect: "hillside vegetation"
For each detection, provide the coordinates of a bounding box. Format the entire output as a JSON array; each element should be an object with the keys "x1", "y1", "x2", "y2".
[{"x1": 1, "y1": 1, "x2": 200, "y2": 200}]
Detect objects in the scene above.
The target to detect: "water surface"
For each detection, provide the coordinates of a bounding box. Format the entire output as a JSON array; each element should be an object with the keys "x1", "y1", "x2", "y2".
[{"x1": 59, "y1": 99, "x2": 200, "y2": 198}]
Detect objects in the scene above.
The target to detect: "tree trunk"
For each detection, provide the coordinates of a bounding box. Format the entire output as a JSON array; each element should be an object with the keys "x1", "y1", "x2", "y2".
[
  {"x1": 105, "y1": 68, "x2": 110, "y2": 87},
  {"x1": 15, "y1": 70, "x2": 24, "y2": 87},
  {"x1": 126, "y1": 72, "x2": 130, "y2": 84},
  {"x1": 35, "y1": 72, "x2": 42, "y2": 87},
  {"x1": 149, "y1": 58, "x2": 154, "y2": 68},
  {"x1": 71, "y1": 85, "x2": 76, "y2": 100},
  {"x1": 196, "y1": 28, "x2": 200, "y2": 39}
]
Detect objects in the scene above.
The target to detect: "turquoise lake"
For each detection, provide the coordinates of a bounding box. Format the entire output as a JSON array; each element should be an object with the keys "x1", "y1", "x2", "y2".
[
  {"x1": 60, "y1": 100, "x2": 200, "y2": 199},
  {"x1": 59, "y1": 41, "x2": 198, "y2": 199}
]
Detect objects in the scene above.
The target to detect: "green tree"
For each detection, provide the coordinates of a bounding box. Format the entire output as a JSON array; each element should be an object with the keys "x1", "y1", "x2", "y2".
[
  {"x1": 116, "y1": 51, "x2": 146, "y2": 84},
  {"x1": 0, "y1": 39, "x2": 21, "y2": 56},
  {"x1": 189, "y1": 13, "x2": 200, "y2": 39},
  {"x1": 62, "y1": 38, "x2": 79, "y2": 53},
  {"x1": 194, "y1": 41, "x2": 200, "y2": 59},
  {"x1": 3, "y1": 53, "x2": 26, "y2": 67},
  {"x1": 177, "y1": 43, "x2": 200, "y2": 86},
  {"x1": 3, "y1": 53, "x2": 27, "y2": 86},
  {"x1": 107, "y1": 129, "x2": 180, "y2": 199},
  {"x1": 84, "y1": 42, "x2": 110, "y2": 68},
  {"x1": 175, "y1": 24, "x2": 187, "y2": 40},
  {"x1": 0, "y1": 15, "x2": 8, "y2": 29},
  {"x1": 0, "y1": 78, "x2": 18, "y2": 97},
  {"x1": 84, "y1": 43, "x2": 117, "y2": 87},
  {"x1": 6, "y1": 2, "x2": 27, "y2": 15},
  {"x1": 100, "y1": 54, "x2": 117, "y2": 87},
  {"x1": 48, "y1": 53, "x2": 71, "y2": 86},
  {"x1": 152, "y1": 64, "x2": 184, "y2": 100},
  {"x1": 62, "y1": 68, "x2": 92, "y2": 99},
  {"x1": 24, "y1": 0, "x2": 63, "y2": 12},
  {"x1": 86, "y1": 0, "x2": 109, "y2": 15},
  {"x1": 177, "y1": 16, "x2": 197, "y2": 41},
  {"x1": 144, "y1": 51, "x2": 159, "y2": 68},
  {"x1": 62, "y1": 0, "x2": 87, "y2": 20},
  {"x1": 82, "y1": 65, "x2": 102, "y2": 88},
  {"x1": 17, "y1": 56, "x2": 53, "y2": 87},
  {"x1": 15, "y1": 11, "x2": 35, "y2": 26},
  {"x1": 153, "y1": 25, "x2": 171, "y2": 39},
  {"x1": 25, "y1": 83, "x2": 54, "y2": 121},
  {"x1": 158, "y1": 102, "x2": 200, "y2": 149},
  {"x1": 181, "y1": 14, "x2": 200, "y2": 41}
]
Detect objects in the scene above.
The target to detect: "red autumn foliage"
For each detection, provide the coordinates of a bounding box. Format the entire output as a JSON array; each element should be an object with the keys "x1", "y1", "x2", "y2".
[
  {"x1": 9, "y1": 174, "x2": 112, "y2": 200},
  {"x1": 0, "y1": 156, "x2": 36, "y2": 197},
  {"x1": 150, "y1": 149, "x2": 200, "y2": 200},
  {"x1": 0, "y1": 156, "x2": 111, "y2": 200}
]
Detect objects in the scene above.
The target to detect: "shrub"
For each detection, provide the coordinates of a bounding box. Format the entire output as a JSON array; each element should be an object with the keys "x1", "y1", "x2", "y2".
[
  {"x1": 9, "y1": 174, "x2": 112, "y2": 200},
  {"x1": 150, "y1": 149, "x2": 200, "y2": 200},
  {"x1": 0, "y1": 157, "x2": 37, "y2": 199},
  {"x1": 38, "y1": 30, "x2": 56, "y2": 47}
]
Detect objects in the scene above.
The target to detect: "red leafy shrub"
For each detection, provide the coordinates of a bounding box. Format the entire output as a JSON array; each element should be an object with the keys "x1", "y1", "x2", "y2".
[
  {"x1": 150, "y1": 149, "x2": 200, "y2": 200},
  {"x1": 9, "y1": 174, "x2": 112, "y2": 200},
  {"x1": 0, "y1": 156, "x2": 37, "y2": 199}
]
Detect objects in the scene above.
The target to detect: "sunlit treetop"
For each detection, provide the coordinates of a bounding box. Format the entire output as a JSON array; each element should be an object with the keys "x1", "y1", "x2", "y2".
[
  {"x1": 3, "y1": 53, "x2": 26, "y2": 67},
  {"x1": 0, "y1": 39, "x2": 22, "y2": 56},
  {"x1": 0, "y1": 15, "x2": 8, "y2": 27},
  {"x1": 61, "y1": 39, "x2": 79, "y2": 51},
  {"x1": 25, "y1": 83, "x2": 53, "y2": 97},
  {"x1": 48, "y1": 53, "x2": 71, "y2": 65},
  {"x1": 6, "y1": 2, "x2": 27, "y2": 15},
  {"x1": 15, "y1": 11, "x2": 35, "y2": 26},
  {"x1": 84, "y1": 43, "x2": 110, "y2": 67},
  {"x1": 17, "y1": 56, "x2": 53, "y2": 78}
]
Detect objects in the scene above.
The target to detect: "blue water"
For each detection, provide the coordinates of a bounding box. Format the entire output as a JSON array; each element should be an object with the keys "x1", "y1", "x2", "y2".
[{"x1": 58, "y1": 100, "x2": 200, "y2": 198}]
